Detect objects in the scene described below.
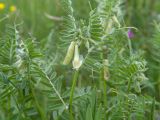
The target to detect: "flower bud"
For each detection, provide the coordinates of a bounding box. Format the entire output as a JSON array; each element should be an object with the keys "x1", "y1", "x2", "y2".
[
  {"x1": 112, "y1": 15, "x2": 121, "y2": 28},
  {"x1": 85, "y1": 40, "x2": 90, "y2": 51},
  {"x1": 127, "y1": 29, "x2": 134, "y2": 39},
  {"x1": 63, "y1": 41, "x2": 75, "y2": 65}
]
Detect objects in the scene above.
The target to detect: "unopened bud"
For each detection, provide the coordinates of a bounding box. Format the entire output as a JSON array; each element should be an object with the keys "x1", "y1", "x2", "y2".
[
  {"x1": 85, "y1": 40, "x2": 90, "y2": 51},
  {"x1": 63, "y1": 41, "x2": 76, "y2": 65},
  {"x1": 112, "y1": 15, "x2": 121, "y2": 28}
]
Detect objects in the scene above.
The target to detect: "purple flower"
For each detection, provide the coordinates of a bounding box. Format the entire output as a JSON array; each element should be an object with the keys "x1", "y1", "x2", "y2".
[{"x1": 127, "y1": 29, "x2": 134, "y2": 39}]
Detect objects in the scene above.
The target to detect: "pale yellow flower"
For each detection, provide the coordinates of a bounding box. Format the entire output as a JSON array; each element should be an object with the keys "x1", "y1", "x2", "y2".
[
  {"x1": 10, "y1": 5, "x2": 16, "y2": 12},
  {"x1": 63, "y1": 41, "x2": 76, "y2": 65},
  {"x1": 72, "y1": 44, "x2": 83, "y2": 70},
  {"x1": 0, "y1": 3, "x2": 5, "y2": 10}
]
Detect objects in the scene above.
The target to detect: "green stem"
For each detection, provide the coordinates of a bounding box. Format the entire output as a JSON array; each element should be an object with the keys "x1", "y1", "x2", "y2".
[
  {"x1": 27, "y1": 59, "x2": 46, "y2": 120},
  {"x1": 127, "y1": 78, "x2": 132, "y2": 93},
  {"x1": 100, "y1": 53, "x2": 107, "y2": 107},
  {"x1": 150, "y1": 98, "x2": 155, "y2": 120},
  {"x1": 47, "y1": 75, "x2": 67, "y2": 109},
  {"x1": 103, "y1": 79, "x2": 107, "y2": 107},
  {"x1": 8, "y1": 95, "x2": 11, "y2": 120},
  {"x1": 125, "y1": 78, "x2": 132, "y2": 119},
  {"x1": 100, "y1": 68, "x2": 107, "y2": 107},
  {"x1": 100, "y1": 68, "x2": 108, "y2": 120},
  {"x1": 69, "y1": 70, "x2": 79, "y2": 120},
  {"x1": 30, "y1": 85, "x2": 47, "y2": 120},
  {"x1": 127, "y1": 38, "x2": 133, "y2": 56},
  {"x1": 12, "y1": 94, "x2": 26, "y2": 118}
]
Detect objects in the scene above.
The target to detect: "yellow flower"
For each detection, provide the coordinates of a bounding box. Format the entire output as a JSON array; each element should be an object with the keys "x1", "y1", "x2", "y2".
[
  {"x1": 10, "y1": 5, "x2": 16, "y2": 12},
  {"x1": 0, "y1": 3, "x2": 5, "y2": 10}
]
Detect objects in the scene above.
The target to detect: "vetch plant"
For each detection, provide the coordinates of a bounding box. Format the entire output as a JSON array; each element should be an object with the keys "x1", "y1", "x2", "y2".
[{"x1": 0, "y1": 0, "x2": 160, "y2": 120}]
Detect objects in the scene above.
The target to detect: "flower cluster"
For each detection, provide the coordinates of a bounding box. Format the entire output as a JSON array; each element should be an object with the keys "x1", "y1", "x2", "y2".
[
  {"x1": 63, "y1": 41, "x2": 83, "y2": 70},
  {"x1": 0, "y1": 2, "x2": 16, "y2": 12}
]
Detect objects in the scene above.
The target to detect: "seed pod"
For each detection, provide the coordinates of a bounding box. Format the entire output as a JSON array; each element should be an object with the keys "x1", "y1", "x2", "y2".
[
  {"x1": 103, "y1": 59, "x2": 110, "y2": 81},
  {"x1": 63, "y1": 41, "x2": 76, "y2": 65},
  {"x1": 72, "y1": 44, "x2": 83, "y2": 70}
]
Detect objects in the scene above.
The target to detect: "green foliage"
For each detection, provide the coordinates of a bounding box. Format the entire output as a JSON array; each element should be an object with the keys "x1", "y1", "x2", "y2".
[{"x1": 0, "y1": 0, "x2": 160, "y2": 120}]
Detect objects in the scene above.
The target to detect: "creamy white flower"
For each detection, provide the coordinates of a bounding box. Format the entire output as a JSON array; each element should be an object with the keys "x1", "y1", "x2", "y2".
[{"x1": 72, "y1": 44, "x2": 83, "y2": 70}]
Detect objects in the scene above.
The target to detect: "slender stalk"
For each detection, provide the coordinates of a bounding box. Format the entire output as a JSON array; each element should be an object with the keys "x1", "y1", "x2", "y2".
[
  {"x1": 127, "y1": 38, "x2": 133, "y2": 56},
  {"x1": 126, "y1": 78, "x2": 132, "y2": 119},
  {"x1": 30, "y1": 85, "x2": 47, "y2": 120},
  {"x1": 100, "y1": 67, "x2": 107, "y2": 107},
  {"x1": 100, "y1": 53, "x2": 107, "y2": 119},
  {"x1": 103, "y1": 78, "x2": 107, "y2": 107},
  {"x1": 127, "y1": 78, "x2": 132, "y2": 93},
  {"x1": 12, "y1": 94, "x2": 26, "y2": 118},
  {"x1": 0, "y1": 14, "x2": 9, "y2": 22},
  {"x1": 150, "y1": 98, "x2": 155, "y2": 120},
  {"x1": 46, "y1": 75, "x2": 68, "y2": 109},
  {"x1": 100, "y1": 68, "x2": 108, "y2": 120},
  {"x1": 8, "y1": 95, "x2": 11, "y2": 120},
  {"x1": 27, "y1": 59, "x2": 46, "y2": 120},
  {"x1": 69, "y1": 70, "x2": 79, "y2": 120}
]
